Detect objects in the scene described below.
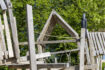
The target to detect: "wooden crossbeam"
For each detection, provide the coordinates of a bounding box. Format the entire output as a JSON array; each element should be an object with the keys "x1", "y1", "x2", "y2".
[
  {"x1": 19, "y1": 40, "x2": 76, "y2": 45},
  {"x1": 51, "y1": 49, "x2": 79, "y2": 54},
  {"x1": 7, "y1": 63, "x2": 69, "y2": 69}
]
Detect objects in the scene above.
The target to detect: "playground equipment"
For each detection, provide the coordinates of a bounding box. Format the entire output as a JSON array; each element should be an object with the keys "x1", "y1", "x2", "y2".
[{"x1": 0, "y1": 0, "x2": 104, "y2": 70}]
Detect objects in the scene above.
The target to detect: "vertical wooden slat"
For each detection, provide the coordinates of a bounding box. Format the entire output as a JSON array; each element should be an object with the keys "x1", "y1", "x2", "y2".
[
  {"x1": 97, "y1": 32, "x2": 105, "y2": 54},
  {"x1": 3, "y1": 11, "x2": 14, "y2": 58},
  {"x1": 85, "y1": 40, "x2": 91, "y2": 64},
  {"x1": 79, "y1": 28, "x2": 85, "y2": 70},
  {"x1": 5, "y1": 0, "x2": 20, "y2": 58},
  {"x1": 101, "y1": 33, "x2": 105, "y2": 52},
  {"x1": 88, "y1": 32, "x2": 96, "y2": 56},
  {"x1": 27, "y1": 4, "x2": 37, "y2": 70},
  {"x1": 94, "y1": 32, "x2": 103, "y2": 54},
  {"x1": 101, "y1": 32, "x2": 105, "y2": 51},
  {"x1": 87, "y1": 32, "x2": 96, "y2": 70},
  {"x1": 91, "y1": 32, "x2": 99, "y2": 55},
  {"x1": 0, "y1": 16, "x2": 4, "y2": 60}
]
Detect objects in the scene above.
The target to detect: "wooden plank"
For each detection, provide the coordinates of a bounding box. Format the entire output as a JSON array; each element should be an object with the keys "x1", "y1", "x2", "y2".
[
  {"x1": 79, "y1": 28, "x2": 85, "y2": 70},
  {"x1": 51, "y1": 49, "x2": 79, "y2": 54},
  {"x1": 26, "y1": 4, "x2": 37, "y2": 70},
  {"x1": 5, "y1": 0, "x2": 20, "y2": 58},
  {"x1": 3, "y1": 11, "x2": 14, "y2": 58},
  {"x1": 0, "y1": 15, "x2": 8, "y2": 59},
  {"x1": 97, "y1": 32, "x2": 105, "y2": 54},
  {"x1": 91, "y1": 32, "x2": 99, "y2": 55},
  {"x1": 8, "y1": 63, "x2": 69, "y2": 69},
  {"x1": 101, "y1": 32, "x2": 105, "y2": 53},
  {"x1": 89, "y1": 32, "x2": 97, "y2": 56},
  {"x1": 36, "y1": 52, "x2": 51, "y2": 59},
  {"x1": 0, "y1": 0, "x2": 7, "y2": 10},
  {"x1": 94, "y1": 32, "x2": 103, "y2": 54},
  {"x1": 19, "y1": 40, "x2": 76, "y2": 45},
  {"x1": 0, "y1": 16, "x2": 4, "y2": 60},
  {"x1": 85, "y1": 40, "x2": 91, "y2": 64},
  {"x1": 87, "y1": 32, "x2": 96, "y2": 70}
]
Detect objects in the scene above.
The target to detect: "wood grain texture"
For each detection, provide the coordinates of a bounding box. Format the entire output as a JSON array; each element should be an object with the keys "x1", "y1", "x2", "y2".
[
  {"x1": 79, "y1": 28, "x2": 85, "y2": 70},
  {"x1": 3, "y1": 11, "x2": 14, "y2": 58},
  {"x1": 5, "y1": 0, "x2": 20, "y2": 58},
  {"x1": 0, "y1": 15, "x2": 8, "y2": 59},
  {"x1": 27, "y1": 4, "x2": 37, "y2": 70}
]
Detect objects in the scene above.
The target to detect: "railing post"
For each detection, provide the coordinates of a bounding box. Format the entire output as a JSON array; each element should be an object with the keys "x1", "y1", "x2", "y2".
[{"x1": 27, "y1": 4, "x2": 37, "y2": 70}]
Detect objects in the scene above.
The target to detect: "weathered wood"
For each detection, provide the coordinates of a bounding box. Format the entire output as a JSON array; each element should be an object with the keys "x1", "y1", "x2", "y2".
[
  {"x1": 5, "y1": 0, "x2": 20, "y2": 58},
  {"x1": 3, "y1": 11, "x2": 14, "y2": 58},
  {"x1": 53, "y1": 10, "x2": 79, "y2": 37},
  {"x1": 85, "y1": 40, "x2": 91, "y2": 64},
  {"x1": 8, "y1": 63, "x2": 69, "y2": 69},
  {"x1": 91, "y1": 32, "x2": 99, "y2": 55},
  {"x1": 0, "y1": 15, "x2": 7, "y2": 59},
  {"x1": 0, "y1": 0, "x2": 7, "y2": 10},
  {"x1": 36, "y1": 52, "x2": 51, "y2": 59},
  {"x1": 87, "y1": 32, "x2": 96, "y2": 70},
  {"x1": 0, "y1": 16, "x2": 4, "y2": 60},
  {"x1": 88, "y1": 32, "x2": 96, "y2": 56},
  {"x1": 19, "y1": 40, "x2": 76, "y2": 45},
  {"x1": 94, "y1": 32, "x2": 103, "y2": 54},
  {"x1": 27, "y1": 4, "x2": 37, "y2": 70},
  {"x1": 79, "y1": 28, "x2": 85, "y2": 70},
  {"x1": 97, "y1": 32, "x2": 105, "y2": 54},
  {"x1": 51, "y1": 49, "x2": 79, "y2": 54}
]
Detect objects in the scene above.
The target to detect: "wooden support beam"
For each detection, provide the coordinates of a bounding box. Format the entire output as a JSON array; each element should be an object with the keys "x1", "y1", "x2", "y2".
[
  {"x1": 5, "y1": 0, "x2": 20, "y2": 59},
  {"x1": 0, "y1": 16, "x2": 4, "y2": 61},
  {"x1": 0, "y1": 15, "x2": 7, "y2": 59},
  {"x1": 27, "y1": 4, "x2": 37, "y2": 70},
  {"x1": 3, "y1": 11, "x2": 14, "y2": 58},
  {"x1": 79, "y1": 28, "x2": 85, "y2": 70},
  {"x1": 19, "y1": 40, "x2": 76, "y2": 45},
  {"x1": 51, "y1": 49, "x2": 79, "y2": 54},
  {"x1": 0, "y1": 0, "x2": 7, "y2": 10},
  {"x1": 53, "y1": 10, "x2": 79, "y2": 38}
]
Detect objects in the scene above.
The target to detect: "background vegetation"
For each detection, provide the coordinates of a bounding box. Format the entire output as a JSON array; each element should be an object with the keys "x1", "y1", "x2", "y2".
[{"x1": 1, "y1": 0, "x2": 105, "y2": 69}]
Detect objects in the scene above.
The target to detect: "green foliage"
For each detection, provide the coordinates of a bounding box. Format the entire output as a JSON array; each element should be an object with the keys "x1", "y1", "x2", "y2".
[{"x1": 102, "y1": 62, "x2": 105, "y2": 70}]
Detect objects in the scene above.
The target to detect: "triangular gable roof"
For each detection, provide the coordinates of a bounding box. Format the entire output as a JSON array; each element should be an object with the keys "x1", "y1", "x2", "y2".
[
  {"x1": 37, "y1": 10, "x2": 79, "y2": 41},
  {"x1": 0, "y1": 0, "x2": 7, "y2": 10}
]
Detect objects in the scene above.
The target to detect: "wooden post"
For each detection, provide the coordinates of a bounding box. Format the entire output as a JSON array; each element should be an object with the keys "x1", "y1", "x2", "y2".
[
  {"x1": 5, "y1": 0, "x2": 20, "y2": 59},
  {"x1": 79, "y1": 28, "x2": 85, "y2": 70},
  {"x1": 27, "y1": 4, "x2": 37, "y2": 70}
]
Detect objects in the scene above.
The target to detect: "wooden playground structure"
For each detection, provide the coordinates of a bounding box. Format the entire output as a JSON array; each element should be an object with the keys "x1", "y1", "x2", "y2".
[{"x1": 0, "y1": 0, "x2": 104, "y2": 70}]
